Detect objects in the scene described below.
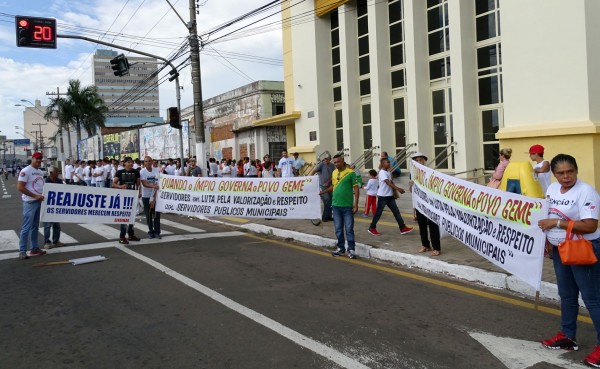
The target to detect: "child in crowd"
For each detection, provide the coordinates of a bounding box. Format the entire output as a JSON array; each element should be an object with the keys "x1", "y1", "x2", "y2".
[{"x1": 363, "y1": 169, "x2": 378, "y2": 217}]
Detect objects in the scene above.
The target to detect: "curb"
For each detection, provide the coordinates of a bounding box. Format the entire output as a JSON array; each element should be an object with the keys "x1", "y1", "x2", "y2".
[{"x1": 195, "y1": 215, "x2": 561, "y2": 303}]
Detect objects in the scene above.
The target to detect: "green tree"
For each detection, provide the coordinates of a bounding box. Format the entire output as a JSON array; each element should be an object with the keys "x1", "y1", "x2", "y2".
[{"x1": 45, "y1": 79, "x2": 108, "y2": 159}]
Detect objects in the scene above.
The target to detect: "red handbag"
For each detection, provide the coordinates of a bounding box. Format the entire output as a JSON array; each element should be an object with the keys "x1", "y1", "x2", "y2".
[{"x1": 558, "y1": 221, "x2": 598, "y2": 265}]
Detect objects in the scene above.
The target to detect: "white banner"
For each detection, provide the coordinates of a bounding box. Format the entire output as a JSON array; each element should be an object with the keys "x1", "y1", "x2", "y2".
[
  {"x1": 156, "y1": 175, "x2": 321, "y2": 219},
  {"x1": 410, "y1": 161, "x2": 549, "y2": 291},
  {"x1": 41, "y1": 183, "x2": 139, "y2": 224}
]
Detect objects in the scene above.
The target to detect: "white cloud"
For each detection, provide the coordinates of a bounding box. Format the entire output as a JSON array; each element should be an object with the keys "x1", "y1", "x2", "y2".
[{"x1": 0, "y1": 0, "x2": 284, "y2": 140}]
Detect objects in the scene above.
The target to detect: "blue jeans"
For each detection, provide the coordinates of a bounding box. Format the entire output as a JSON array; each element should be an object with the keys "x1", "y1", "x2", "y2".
[
  {"x1": 19, "y1": 200, "x2": 42, "y2": 252},
  {"x1": 142, "y1": 197, "x2": 161, "y2": 236},
  {"x1": 43, "y1": 222, "x2": 61, "y2": 244},
  {"x1": 553, "y1": 238, "x2": 600, "y2": 344},
  {"x1": 370, "y1": 196, "x2": 406, "y2": 230},
  {"x1": 320, "y1": 191, "x2": 333, "y2": 221},
  {"x1": 332, "y1": 206, "x2": 355, "y2": 251}
]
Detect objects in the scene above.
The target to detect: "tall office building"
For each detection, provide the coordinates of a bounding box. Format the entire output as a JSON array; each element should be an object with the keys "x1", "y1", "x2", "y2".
[
  {"x1": 277, "y1": 0, "x2": 600, "y2": 186},
  {"x1": 92, "y1": 49, "x2": 162, "y2": 127}
]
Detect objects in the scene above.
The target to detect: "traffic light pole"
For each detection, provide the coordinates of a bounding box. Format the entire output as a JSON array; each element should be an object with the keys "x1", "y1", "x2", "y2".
[{"x1": 57, "y1": 34, "x2": 185, "y2": 171}]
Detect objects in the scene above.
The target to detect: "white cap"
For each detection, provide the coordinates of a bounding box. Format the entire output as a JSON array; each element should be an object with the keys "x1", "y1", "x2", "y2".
[{"x1": 411, "y1": 152, "x2": 428, "y2": 161}]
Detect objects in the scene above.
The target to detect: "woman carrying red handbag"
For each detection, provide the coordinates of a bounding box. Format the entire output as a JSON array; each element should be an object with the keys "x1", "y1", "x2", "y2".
[{"x1": 537, "y1": 154, "x2": 600, "y2": 367}]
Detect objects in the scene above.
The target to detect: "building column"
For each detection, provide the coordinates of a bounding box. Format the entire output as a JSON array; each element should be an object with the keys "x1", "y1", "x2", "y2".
[
  {"x1": 368, "y1": 0, "x2": 393, "y2": 160},
  {"x1": 339, "y1": 3, "x2": 362, "y2": 163},
  {"x1": 448, "y1": 0, "x2": 479, "y2": 175},
  {"x1": 404, "y1": 0, "x2": 432, "y2": 156}
]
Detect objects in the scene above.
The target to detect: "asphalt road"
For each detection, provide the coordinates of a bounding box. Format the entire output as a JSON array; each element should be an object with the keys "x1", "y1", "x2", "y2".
[{"x1": 0, "y1": 176, "x2": 595, "y2": 369}]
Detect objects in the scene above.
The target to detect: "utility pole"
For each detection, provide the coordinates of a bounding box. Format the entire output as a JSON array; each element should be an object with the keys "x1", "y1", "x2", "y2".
[
  {"x1": 46, "y1": 87, "x2": 71, "y2": 159},
  {"x1": 189, "y1": 0, "x2": 206, "y2": 173},
  {"x1": 32, "y1": 122, "x2": 47, "y2": 153}
]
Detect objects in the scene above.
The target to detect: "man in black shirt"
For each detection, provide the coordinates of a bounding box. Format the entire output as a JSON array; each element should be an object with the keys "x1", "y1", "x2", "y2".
[{"x1": 113, "y1": 157, "x2": 141, "y2": 244}]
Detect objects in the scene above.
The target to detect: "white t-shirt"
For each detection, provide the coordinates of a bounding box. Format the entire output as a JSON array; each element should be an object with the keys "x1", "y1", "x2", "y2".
[
  {"x1": 278, "y1": 157, "x2": 295, "y2": 178},
  {"x1": 221, "y1": 164, "x2": 231, "y2": 176},
  {"x1": 140, "y1": 167, "x2": 160, "y2": 198},
  {"x1": 209, "y1": 162, "x2": 219, "y2": 176},
  {"x1": 365, "y1": 178, "x2": 378, "y2": 196},
  {"x1": 104, "y1": 164, "x2": 112, "y2": 180},
  {"x1": 377, "y1": 169, "x2": 394, "y2": 197},
  {"x1": 230, "y1": 165, "x2": 237, "y2": 178},
  {"x1": 246, "y1": 163, "x2": 258, "y2": 176},
  {"x1": 93, "y1": 166, "x2": 104, "y2": 183},
  {"x1": 546, "y1": 179, "x2": 600, "y2": 246},
  {"x1": 533, "y1": 160, "x2": 551, "y2": 195},
  {"x1": 133, "y1": 163, "x2": 140, "y2": 170},
  {"x1": 19, "y1": 165, "x2": 44, "y2": 201},
  {"x1": 83, "y1": 166, "x2": 91, "y2": 182},
  {"x1": 64, "y1": 164, "x2": 74, "y2": 180},
  {"x1": 262, "y1": 168, "x2": 274, "y2": 178},
  {"x1": 73, "y1": 167, "x2": 83, "y2": 183},
  {"x1": 165, "y1": 164, "x2": 176, "y2": 175}
]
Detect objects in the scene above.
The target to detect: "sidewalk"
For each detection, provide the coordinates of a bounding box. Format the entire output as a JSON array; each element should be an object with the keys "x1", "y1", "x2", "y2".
[{"x1": 196, "y1": 174, "x2": 560, "y2": 303}]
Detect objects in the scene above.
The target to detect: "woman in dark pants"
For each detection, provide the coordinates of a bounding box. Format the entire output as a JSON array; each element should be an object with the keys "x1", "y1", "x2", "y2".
[
  {"x1": 538, "y1": 154, "x2": 600, "y2": 367},
  {"x1": 409, "y1": 152, "x2": 441, "y2": 256}
]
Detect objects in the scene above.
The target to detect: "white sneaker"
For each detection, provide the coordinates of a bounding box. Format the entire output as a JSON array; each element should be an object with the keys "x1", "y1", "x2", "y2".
[
  {"x1": 43, "y1": 243, "x2": 53, "y2": 249},
  {"x1": 348, "y1": 250, "x2": 357, "y2": 259}
]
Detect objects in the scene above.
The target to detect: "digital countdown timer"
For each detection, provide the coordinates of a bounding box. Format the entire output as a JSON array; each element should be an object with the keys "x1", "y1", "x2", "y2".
[{"x1": 15, "y1": 16, "x2": 57, "y2": 49}]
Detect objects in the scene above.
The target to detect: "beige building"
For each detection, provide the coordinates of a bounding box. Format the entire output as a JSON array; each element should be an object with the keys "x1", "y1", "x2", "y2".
[
  {"x1": 92, "y1": 49, "x2": 160, "y2": 123},
  {"x1": 276, "y1": 0, "x2": 600, "y2": 187}
]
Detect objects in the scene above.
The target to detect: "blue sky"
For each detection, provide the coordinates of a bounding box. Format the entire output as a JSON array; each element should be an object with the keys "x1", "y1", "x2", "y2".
[{"x1": 0, "y1": 0, "x2": 284, "y2": 140}]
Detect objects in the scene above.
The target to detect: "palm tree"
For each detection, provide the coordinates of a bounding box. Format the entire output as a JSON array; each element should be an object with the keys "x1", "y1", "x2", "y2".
[{"x1": 45, "y1": 79, "x2": 108, "y2": 159}]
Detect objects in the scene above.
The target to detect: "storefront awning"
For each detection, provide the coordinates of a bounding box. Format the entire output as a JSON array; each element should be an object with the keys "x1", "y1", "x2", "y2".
[{"x1": 253, "y1": 111, "x2": 301, "y2": 127}]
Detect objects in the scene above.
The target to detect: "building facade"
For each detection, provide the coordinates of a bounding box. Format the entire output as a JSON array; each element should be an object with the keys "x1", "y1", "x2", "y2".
[
  {"x1": 280, "y1": 0, "x2": 600, "y2": 186},
  {"x1": 92, "y1": 49, "x2": 162, "y2": 127},
  {"x1": 183, "y1": 81, "x2": 287, "y2": 163}
]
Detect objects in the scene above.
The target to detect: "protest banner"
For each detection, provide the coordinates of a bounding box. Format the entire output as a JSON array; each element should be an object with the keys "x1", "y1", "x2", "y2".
[
  {"x1": 410, "y1": 161, "x2": 549, "y2": 290},
  {"x1": 156, "y1": 175, "x2": 321, "y2": 219},
  {"x1": 41, "y1": 183, "x2": 139, "y2": 224},
  {"x1": 119, "y1": 130, "x2": 139, "y2": 160}
]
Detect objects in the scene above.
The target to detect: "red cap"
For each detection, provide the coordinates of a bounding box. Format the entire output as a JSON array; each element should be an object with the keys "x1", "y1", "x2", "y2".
[
  {"x1": 32, "y1": 152, "x2": 43, "y2": 159},
  {"x1": 529, "y1": 144, "x2": 544, "y2": 155}
]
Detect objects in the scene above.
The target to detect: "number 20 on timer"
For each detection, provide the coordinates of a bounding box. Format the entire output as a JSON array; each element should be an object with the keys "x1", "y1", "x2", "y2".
[{"x1": 15, "y1": 16, "x2": 57, "y2": 49}]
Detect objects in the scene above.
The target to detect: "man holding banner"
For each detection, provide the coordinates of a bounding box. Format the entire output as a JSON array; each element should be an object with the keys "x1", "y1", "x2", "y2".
[
  {"x1": 140, "y1": 156, "x2": 161, "y2": 239},
  {"x1": 17, "y1": 152, "x2": 46, "y2": 259},
  {"x1": 113, "y1": 157, "x2": 141, "y2": 244}
]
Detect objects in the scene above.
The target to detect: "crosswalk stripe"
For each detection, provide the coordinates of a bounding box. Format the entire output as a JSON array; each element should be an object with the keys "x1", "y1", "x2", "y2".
[
  {"x1": 0, "y1": 230, "x2": 19, "y2": 251},
  {"x1": 38, "y1": 228, "x2": 78, "y2": 244},
  {"x1": 161, "y1": 218, "x2": 206, "y2": 233},
  {"x1": 133, "y1": 223, "x2": 173, "y2": 235},
  {"x1": 78, "y1": 224, "x2": 119, "y2": 240},
  {"x1": 0, "y1": 231, "x2": 246, "y2": 261}
]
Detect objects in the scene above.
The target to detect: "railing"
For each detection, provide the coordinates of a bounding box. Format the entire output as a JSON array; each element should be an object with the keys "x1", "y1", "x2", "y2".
[
  {"x1": 428, "y1": 142, "x2": 457, "y2": 170},
  {"x1": 349, "y1": 146, "x2": 379, "y2": 172},
  {"x1": 389, "y1": 143, "x2": 417, "y2": 174},
  {"x1": 449, "y1": 167, "x2": 487, "y2": 185},
  {"x1": 300, "y1": 148, "x2": 349, "y2": 176}
]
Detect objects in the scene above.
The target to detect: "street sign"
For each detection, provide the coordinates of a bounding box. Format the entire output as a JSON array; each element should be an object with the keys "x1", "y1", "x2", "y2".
[{"x1": 12, "y1": 139, "x2": 30, "y2": 146}]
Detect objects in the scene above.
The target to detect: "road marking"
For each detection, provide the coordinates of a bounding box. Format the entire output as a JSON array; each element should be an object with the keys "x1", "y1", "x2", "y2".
[
  {"x1": 218, "y1": 216, "x2": 250, "y2": 223},
  {"x1": 160, "y1": 218, "x2": 206, "y2": 233},
  {"x1": 133, "y1": 223, "x2": 173, "y2": 235},
  {"x1": 244, "y1": 234, "x2": 592, "y2": 325},
  {"x1": 2, "y1": 195, "x2": 11, "y2": 199},
  {"x1": 0, "y1": 231, "x2": 245, "y2": 261},
  {"x1": 470, "y1": 331, "x2": 588, "y2": 369},
  {"x1": 78, "y1": 223, "x2": 120, "y2": 239},
  {"x1": 38, "y1": 228, "x2": 78, "y2": 244},
  {"x1": 116, "y1": 245, "x2": 370, "y2": 369},
  {"x1": 0, "y1": 230, "x2": 19, "y2": 251}
]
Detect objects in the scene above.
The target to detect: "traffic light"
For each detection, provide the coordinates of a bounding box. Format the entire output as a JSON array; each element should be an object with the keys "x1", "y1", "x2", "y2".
[
  {"x1": 15, "y1": 16, "x2": 57, "y2": 49},
  {"x1": 168, "y1": 107, "x2": 181, "y2": 129},
  {"x1": 110, "y1": 54, "x2": 130, "y2": 77}
]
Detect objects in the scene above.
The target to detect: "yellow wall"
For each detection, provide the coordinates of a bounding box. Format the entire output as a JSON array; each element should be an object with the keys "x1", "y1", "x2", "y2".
[
  {"x1": 498, "y1": 133, "x2": 600, "y2": 189},
  {"x1": 315, "y1": 0, "x2": 350, "y2": 17}
]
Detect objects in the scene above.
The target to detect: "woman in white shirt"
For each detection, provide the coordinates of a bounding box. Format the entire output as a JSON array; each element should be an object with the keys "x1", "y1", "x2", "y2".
[{"x1": 538, "y1": 154, "x2": 600, "y2": 366}]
